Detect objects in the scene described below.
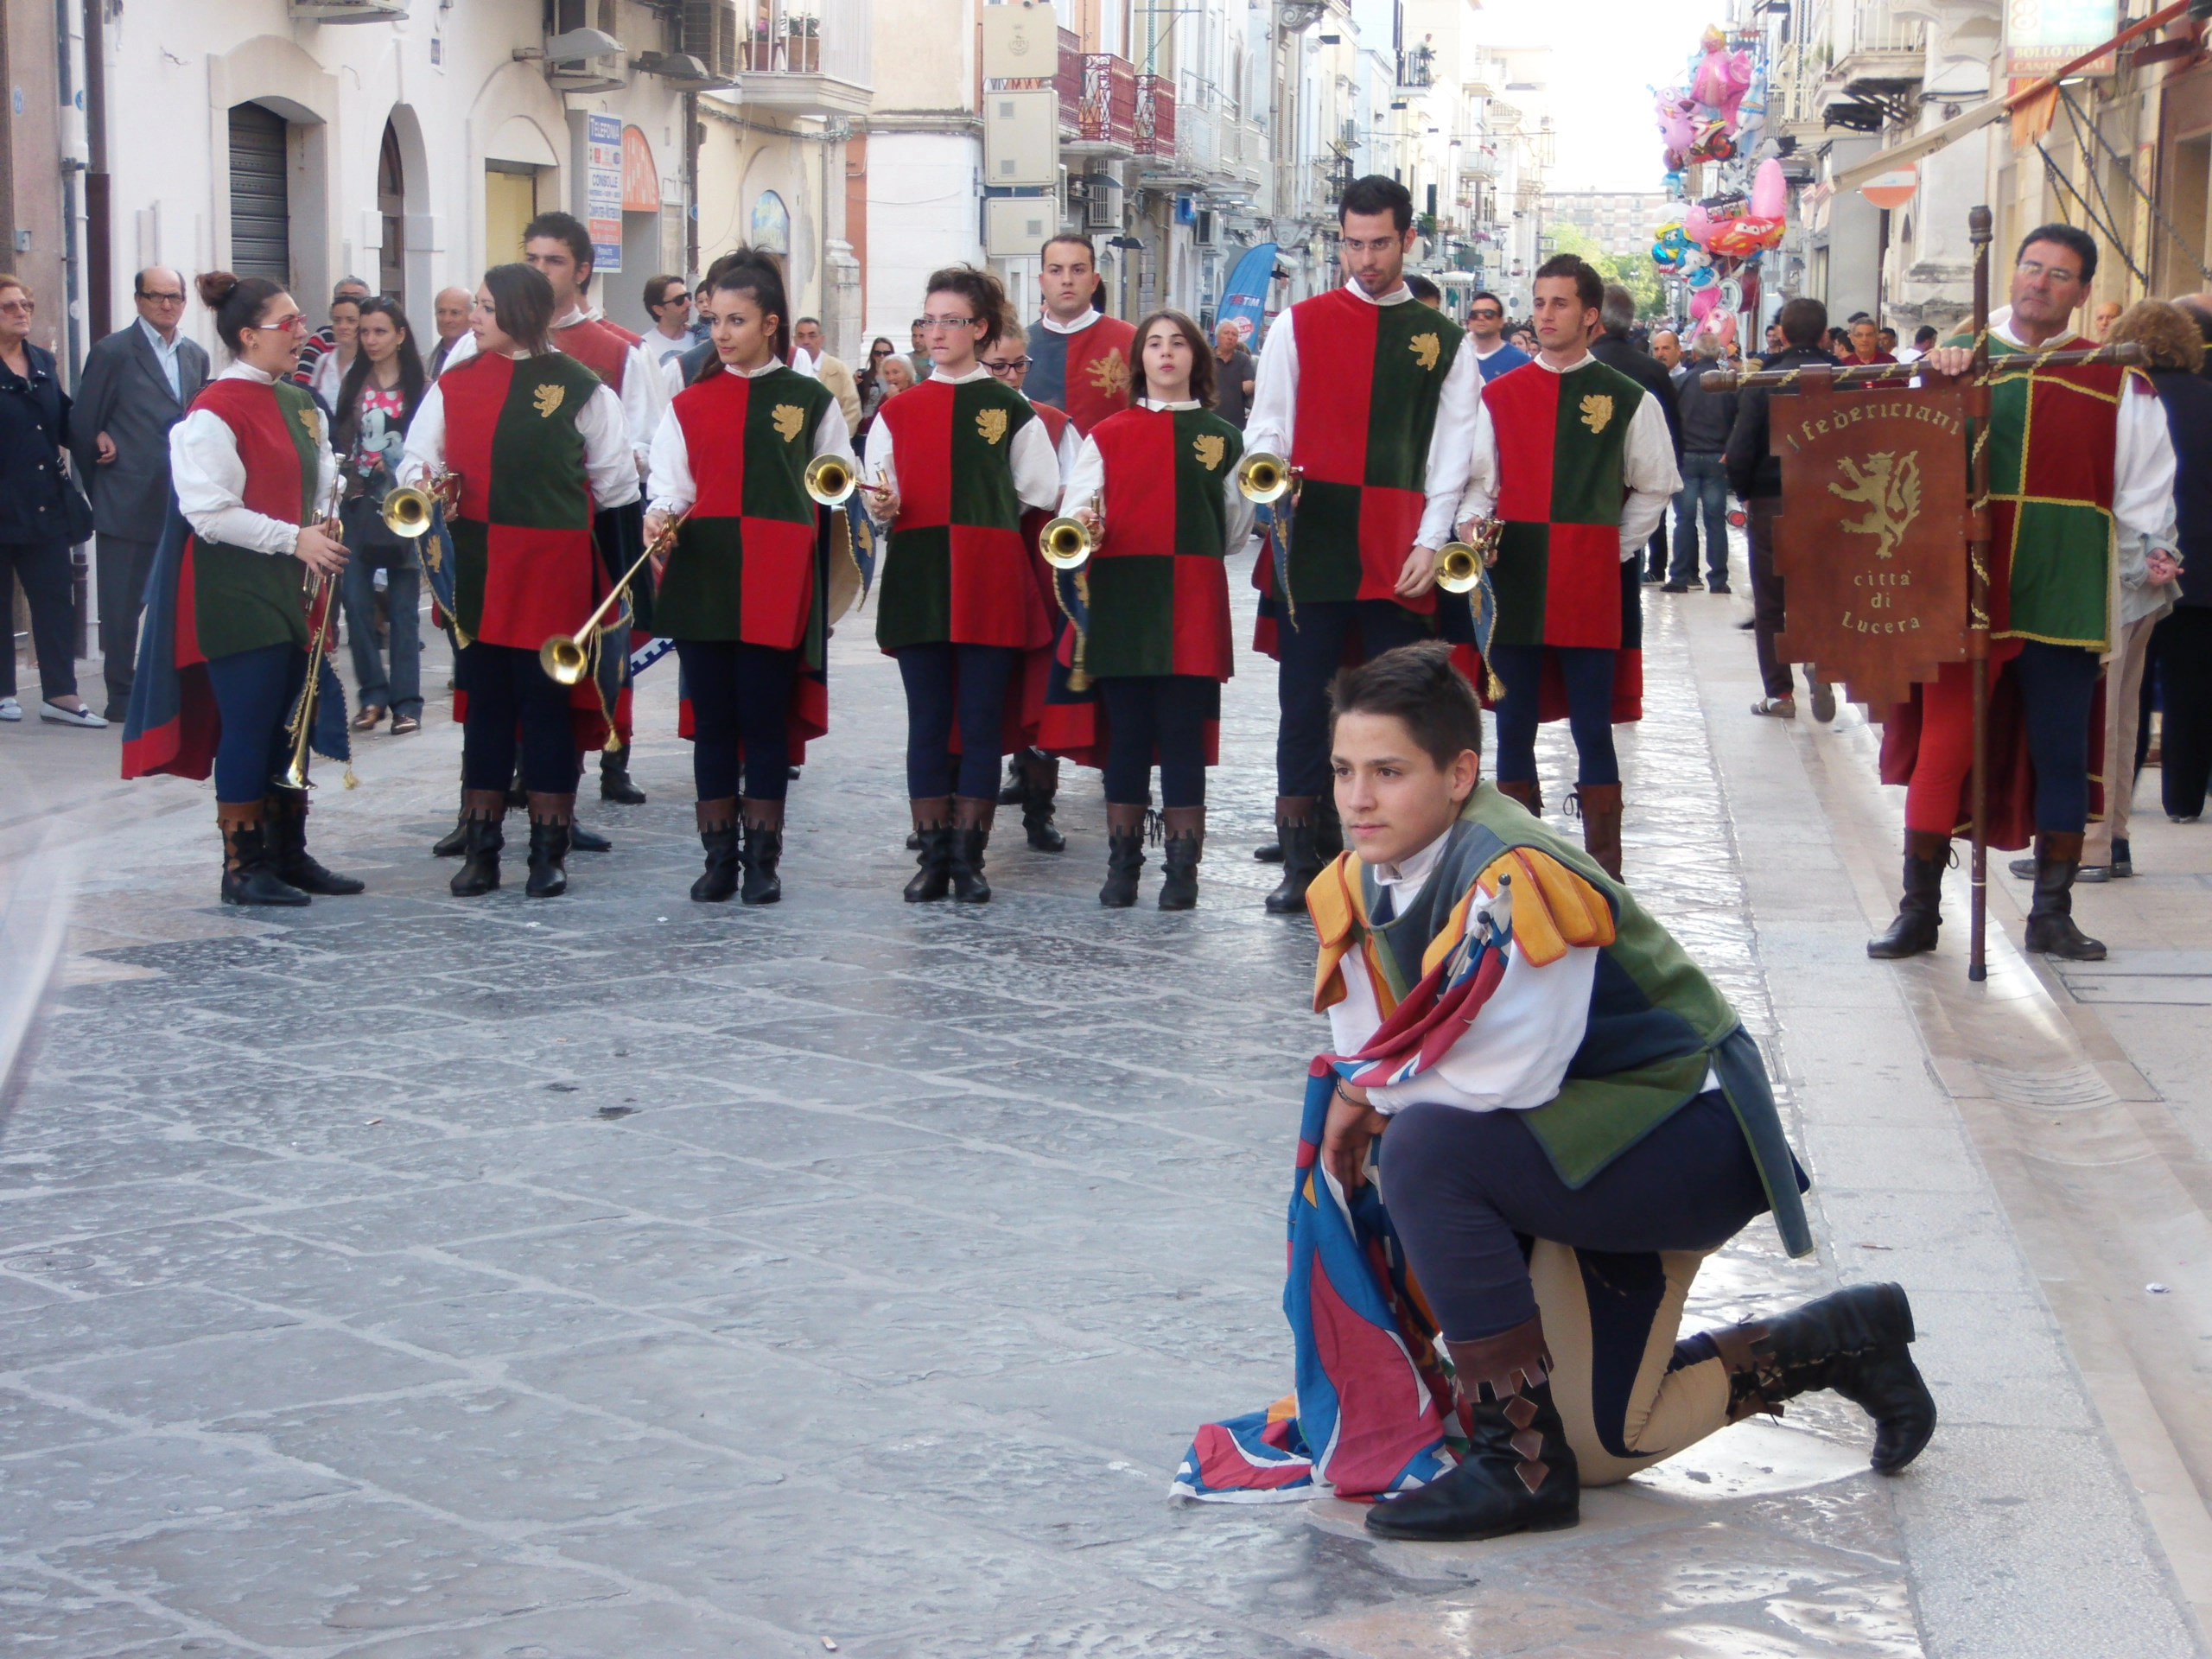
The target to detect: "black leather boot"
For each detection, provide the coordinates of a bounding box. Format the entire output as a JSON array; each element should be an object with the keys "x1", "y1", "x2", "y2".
[
  {"x1": 691, "y1": 798, "x2": 741, "y2": 903},
  {"x1": 264, "y1": 789, "x2": 365, "y2": 896},
  {"x1": 997, "y1": 752, "x2": 1028, "y2": 806},
  {"x1": 1158, "y1": 805, "x2": 1204, "y2": 910},
  {"x1": 1264, "y1": 798, "x2": 1325, "y2": 915},
  {"x1": 1867, "y1": 831, "x2": 1948, "y2": 960},
  {"x1": 449, "y1": 790, "x2": 506, "y2": 897},
  {"x1": 1020, "y1": 754, "x2": 1065, "y2": 853},
  {"x1": 950, "y1": 798, "x2": 994, "y2": 903},
  {"x1": 219, "y1": 803, "x2": 311, "y2": 907},
  {"x1": 433, "y1": 803, "x2": 469, "y2": 858},
  {"x1": 905, "y1": 798, "x2": 952, "y2": 902},
  {"x1": 2023, "y1": 831, "x2": 2105, "y2": 959},
  {"x1": 740, "y1": 800, "x2": 784, "y2": 905},
  {"x1": 1366, "y1": 1316, "x2": 1580, "y2": 1542},
  {"x1": 524, "y1": 793, "x2": 573, "y2": 898},
  {"x1": 1313, "y1": 795, "x2": 1344, "y2": 860},
  {"x1": 1099, "y1": 804, "x2": 1147, "y2": 907},
  {"x1": 1707, "y1": 1282, "x2": 1936, "y2": 1475},
  {"x1": 599, "y1": 747, "x2": 646, "y2": 804}
]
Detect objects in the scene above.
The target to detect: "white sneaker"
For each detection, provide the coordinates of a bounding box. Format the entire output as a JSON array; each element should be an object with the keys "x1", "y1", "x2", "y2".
[
  {"x1": 0, "y1": 696, "x2": 20, "y2": 721},
  {"x1": 40, "y1": 701, "x2": 109, "y2": 728}
]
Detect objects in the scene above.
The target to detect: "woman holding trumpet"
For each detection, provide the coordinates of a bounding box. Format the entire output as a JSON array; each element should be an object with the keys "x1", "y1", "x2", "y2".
[
  {"x1": 1049, "y1": 309, "x2": 1251, "y2": 908},
  {"x1": 645, "y1": 251, "x2": 856, "y2": 904},
  {"x1": 397, "y1": 263, "x2": 638, "y2": 898},
  {"x1": 123, "y1": 270, "x2": 361, "y2": 907},
  {"x1": 865, "y1": 265, "x2": 1062, "y2": 902}
]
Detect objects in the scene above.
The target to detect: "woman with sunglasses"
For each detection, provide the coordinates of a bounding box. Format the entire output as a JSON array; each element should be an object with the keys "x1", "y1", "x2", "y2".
[
  {"x1": 398, "y1": 263, "x2": 639, "y2": 899},
  {"x1": 864, "y1": 266, "x2": 1061, "y2": 901},
  {"x1": 856, "y1": 336, "x2": 899, "y2": 436},
  {"x1": 122, "y1": 271, "x2": 361, "y2": 906},
  {"x1": 331, "y1": 296, "x2": 428, "y2": 735}
]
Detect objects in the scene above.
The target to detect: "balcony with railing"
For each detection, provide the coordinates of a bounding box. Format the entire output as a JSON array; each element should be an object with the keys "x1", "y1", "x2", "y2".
[
  {"x1": 1396, "y1": 42, "x2": 1436, "y2": 92},
  {"x1": 1065, "y1": 51, "x2": 1138, "y2": 152},
  {"x1": 734, "y1": 0, "x2": 870, "y2": 112},
  {"x1": 1135, "y1": 73, "x2": 1175, "y2": 162},
  {"x1": 1816, "y1": 0, "x2": 1924, "y2": 129}
]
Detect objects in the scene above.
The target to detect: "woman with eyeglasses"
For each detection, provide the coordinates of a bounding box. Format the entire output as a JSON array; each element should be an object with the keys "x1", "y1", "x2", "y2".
[
  {"x1": 331, "y1": 296, "x2": 428, "y2": 735},
  {"x1": 0, "y1": 274, "x2": 103, "y2": 730},
  {"x1": 121, "y1": 270, "x2": 362, "y2": 906},
  {"x1": 856, "y1": 336, "x2": 900, "y2": 435},
  {"x1": 398, "y1": 263, "x2": 639, "y2": 899},
  {"x1": 864, "y1": 265, "x2": 1062, "y2": 901}
]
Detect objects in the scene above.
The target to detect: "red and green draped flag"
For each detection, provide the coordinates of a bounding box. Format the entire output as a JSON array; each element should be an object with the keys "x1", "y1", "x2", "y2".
[
  {"x1": 1278, "y1": 288, "x2": 1463, "y2": 608},
  {"x1": 874, "y1": 378, "x2": 1054, "y2": 652},
  {"x1": 1956, "y1": 330, "x2": 2124, "y2": 652}
]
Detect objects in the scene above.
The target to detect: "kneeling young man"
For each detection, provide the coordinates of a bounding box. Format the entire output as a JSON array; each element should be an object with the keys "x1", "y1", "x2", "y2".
[{"x1": 1313, "y1": 644, "x2": 1935, "y2": 1541}]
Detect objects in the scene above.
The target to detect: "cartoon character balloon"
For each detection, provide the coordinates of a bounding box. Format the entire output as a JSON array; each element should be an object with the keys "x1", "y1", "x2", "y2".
[
  {"x1": 1690, "y1": 27, "x2": 1752, "y2": 129},
  {"x1": 1751, "y1": 157, "x2": 1788, "y2": 220}
]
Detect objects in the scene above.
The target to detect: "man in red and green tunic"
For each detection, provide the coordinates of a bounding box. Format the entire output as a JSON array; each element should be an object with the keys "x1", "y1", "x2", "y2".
[
  {"x1": 1023, "y1": 232, "x2": 1136, "y2": 437},
  {"x1": 1459, "y1": 255, "x2": 1675, "y2": 880},
  {"x1": 1870, "y1": 224, "x2": 2179, "y2": 963},
  {"x1": 1244, "y1": 175, "x2": 1488, "y2": 914}
]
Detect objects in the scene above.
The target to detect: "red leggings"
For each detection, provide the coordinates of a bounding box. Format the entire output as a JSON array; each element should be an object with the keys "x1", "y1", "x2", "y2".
[
  {"x1": 1904, "y1": 660, "x2": 1975, "y2": 836},
  {"x1": 1904, "y1": 645, "x2": 2101, "y2": 836}
]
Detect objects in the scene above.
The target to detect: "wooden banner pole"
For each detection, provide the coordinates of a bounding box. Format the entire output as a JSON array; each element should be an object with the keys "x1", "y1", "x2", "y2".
[{"x1": 1967, "y1": 205, "x2": 1994, "y2": 983}]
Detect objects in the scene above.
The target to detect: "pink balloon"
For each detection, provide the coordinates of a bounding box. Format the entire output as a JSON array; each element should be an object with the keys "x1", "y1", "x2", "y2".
[
  {"x1": 1684, "y1": 203, "x2": 1713, "y2": 247},
  {"x1": 1689, "y1": 286, "x2": 1720, "y2": 321},
  {"x1": 1751, "y1": 157, "x2": 1787, "y2": 219}
]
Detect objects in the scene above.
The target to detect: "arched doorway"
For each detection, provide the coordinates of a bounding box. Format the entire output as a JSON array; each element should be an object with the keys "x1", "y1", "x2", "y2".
[{"x1": 378, "y1": 120, "x2": 405, "y2": 304}]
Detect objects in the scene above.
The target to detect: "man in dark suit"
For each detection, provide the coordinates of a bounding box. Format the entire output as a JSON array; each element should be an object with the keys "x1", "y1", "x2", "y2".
[
  {"x1": 70, "y1": 266, "x2": 209, "y2": 719},
  {"x1": 1589, "y1": 285, "x2": 1681, "y2": 584}
]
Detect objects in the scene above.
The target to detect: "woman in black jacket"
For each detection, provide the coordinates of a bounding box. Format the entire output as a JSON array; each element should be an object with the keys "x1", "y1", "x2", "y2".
[
  {"x1": 0, "y1": 274, "x2": 103, "y2": 728},
  {"x1": 330, "y1": 297, "x2": 429, "y2": 734},
  {"x1": 2140, "y1": 301, "x2": 2212, "y2": 823}
]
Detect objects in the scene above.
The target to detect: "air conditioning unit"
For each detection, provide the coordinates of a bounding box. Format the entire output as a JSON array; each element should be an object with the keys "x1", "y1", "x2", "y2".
[
  {"x1": 289, "y1": 0, "x2": 407, "y2": 18},
  {"x1": 544, "y1": 27, "x2": 628, "y2": 92},
  {"x1": 1194, "y1": 209, "x2": 1217, "y2": 246},
  {"x1": 682, "y1": 0, "x2": 741, "y2": 81}
]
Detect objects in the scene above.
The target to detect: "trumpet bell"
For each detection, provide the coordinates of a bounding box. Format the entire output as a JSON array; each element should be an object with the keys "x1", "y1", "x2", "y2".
[
  {"x1": 1039, "y1": 515, "x2": 1094, "y2": 571},
  {"x1": 804, "y1": 454, "x2": 857, "y2": 507},
  {"x1": 1237, "y1": 452, "x2": 1294, "y2": 504},
  {"x1": 1435, "y1": 542, "x2": 1484, "y2": 594},
  {"x1": 381, "y1": 486, "x2": 436, "y2": 538},
  {"x1": 539, "y1": 635, "x2": 589, "y2": 686}
]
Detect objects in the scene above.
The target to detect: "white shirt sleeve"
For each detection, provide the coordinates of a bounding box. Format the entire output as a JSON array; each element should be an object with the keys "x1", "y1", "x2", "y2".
[
  {"x1": 620, "y1": 342, "x2": 664, "y2": 472},
  {"x1": 1325, "y1": 935, "x2": 1600, "y2": 1116},
  {"x1": 663, "y1": 354, "x2": 684, "y2": 400},
  {"x1": 397, "y1": 380, "x2": 446, "y2": 491},
  {"x1": 861, "y1": 412, "x2": 898, "y2": 527},
  {"x1": 169, "y1": 404, "x2": 329, "y2": 557},
  {"x1": 1061, "y1": 433, "x2": 1104, "y2": 519},
  {"x1": 1243, "y1": 317, "x2": 1299, "y2": 460},
  {"x1": 581, "y1": 383, "x2": 641, "y2": 508},
  {"x1": 1617, "y1": 392, "x2": 1681, "y2": 558},
  {"x1": 1453, "y1": 399, "x2": 1501, "y2": 528},
  {"x1": 1010, "y1": 412, "x2": 1063, "y2": 512},
  {"x1": 1055, "y1": 419, "x2": 1083, "y2": 483},
  {"x1": 645, "y1": 399, "x2": 693, "y2": 516},
  {"x1": 1223, "y1": 456, "x2": 1256, "y2": 555},
  {"x1": 2113, "y1": 378, "x2": 2181, "y2": 552},
  {"x1": 1416, "y1": 346, "x2": 1487, "y2": 550},
  {"x1": 814, "y1": 395, "x2": 859, "y2": 471}
]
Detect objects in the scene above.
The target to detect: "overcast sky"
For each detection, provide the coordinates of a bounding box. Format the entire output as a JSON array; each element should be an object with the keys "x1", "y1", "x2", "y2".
[{"x1": 1476, "y1": 0, "x2": 1732, "y2": 193}]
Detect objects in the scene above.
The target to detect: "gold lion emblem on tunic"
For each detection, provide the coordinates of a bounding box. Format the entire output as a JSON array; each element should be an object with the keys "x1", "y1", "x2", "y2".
[
  {"x1": 772, "y1": 404, "x2": 805, "y2": 442},
  {"x1": 533, "y1": 383, "x2": 565, "y2": 419},
  {"x1": 1193, "y1": 433, "x2": 1226, "y2": 472},
  {"x1": 976, "y1": 408, "x2": 1008, "y2": 446},
  {"x1": 1409, "y1": 332, "x2": 1440, "y2": 372},
  {"x1": 1579, "y1": 393, "x2": 1613, "y2": 434},
  {"x1": 1086, "y1": 350, "x2": 1131, "y2": 397},
  {"x1": 297, "y1": 406, "x2": 322, "y2": 448}
]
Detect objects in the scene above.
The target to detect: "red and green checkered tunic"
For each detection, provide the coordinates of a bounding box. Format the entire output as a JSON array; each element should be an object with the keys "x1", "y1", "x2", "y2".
[
  {"x1": 436, "y1": 350, "x2": 607, "y2": 651},
  {"x1": 1280, "y1": 288, "x2": 1464, "y2": 609},
  {"x1": 874, "y1": 377, "x2": 1053, "y2": 652},
  {"x1": 1485, "y1": 359, "x2": 1645, "y2": 650},
  {"x1": 656, "y1": 367, "x2": 835, "y2": 651},
  {"x1": 181, "y1": 378, "x2": 320, "y2": 661},
  {"x1": 1084, "y1": 405, "x2": 1244, "y2": 682},
  {"x1": 1955, "y1": 331, "x2": 2124, "y2": 652}
]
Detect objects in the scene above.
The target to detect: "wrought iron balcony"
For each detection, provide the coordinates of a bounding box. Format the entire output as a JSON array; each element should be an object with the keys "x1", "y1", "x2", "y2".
[{"x1": 734, "y1": 0, "x2": 871, "y2": 112}]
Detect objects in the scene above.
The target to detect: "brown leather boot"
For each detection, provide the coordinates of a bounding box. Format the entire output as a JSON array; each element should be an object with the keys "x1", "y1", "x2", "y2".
[
  {"x1": 524, "y1": 791, "x2": 575, "y2": 898},
  {"x1": 1495, "y1": 778, "x2": 1543, "y2": 817},
  {"x1": 691, "y1": 798, "x2": 741, "y2": 902},
  {"x1": 219, "y1": 800, "x2": 309, "y2": 907},
  {"x1": 1159, "y1": 804, "x2": 1205, "y2": 910},
  {"x1": 1574, "y1": 782, "x2": 1624, "y2": 880}
]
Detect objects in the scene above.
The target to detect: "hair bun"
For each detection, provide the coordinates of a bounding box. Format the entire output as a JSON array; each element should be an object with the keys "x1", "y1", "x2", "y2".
[{"x1": 196, "y1": 270, "x2": 241, "y2": 308}]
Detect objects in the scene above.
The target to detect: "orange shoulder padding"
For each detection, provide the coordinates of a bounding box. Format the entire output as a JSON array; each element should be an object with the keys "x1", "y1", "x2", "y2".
[
  {"x1": 1477, "y1": 849, "x2": 1617, "y2": 967},
  {"x1": 1308, "y1": 854, "x2": 1365, "y2": 1011}
]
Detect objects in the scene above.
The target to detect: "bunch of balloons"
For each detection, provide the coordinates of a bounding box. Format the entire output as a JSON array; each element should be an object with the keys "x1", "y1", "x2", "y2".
[
  {"x1": 1656, "y1": 26, "x2": 1754, "y2": 172},
  {"x1": 1658, "y1": 159, "x2": 1792, "y2": 330}
]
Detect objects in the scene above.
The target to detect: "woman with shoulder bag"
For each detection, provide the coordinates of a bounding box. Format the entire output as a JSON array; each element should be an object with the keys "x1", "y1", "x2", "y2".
[
  {"x1": 333, "y1": 297, "x2": 428, "y2": 734},
  {"x1": 0, "y1": 272, "x2": 104, "y2": 728}
]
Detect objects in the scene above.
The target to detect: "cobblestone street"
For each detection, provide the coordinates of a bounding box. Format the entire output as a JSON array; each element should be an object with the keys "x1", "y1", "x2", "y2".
[{"x1": 3, "y1": 575, "x2": 2206, "y2": 1656}]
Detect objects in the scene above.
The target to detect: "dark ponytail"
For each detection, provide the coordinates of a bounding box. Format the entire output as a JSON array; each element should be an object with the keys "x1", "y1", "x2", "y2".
[
  {"x1": 923, "y1": 264, "x2": 1016, "y2": 352},
  {"x1": 479, "y1": 263, "x2": 556, "y2": 355},
  {"x1": 703, "y1": 246, "x2": 791, "y2": 368},
  {"x1": 197, "y1": 270, "x2": 288, "y2": 359}
]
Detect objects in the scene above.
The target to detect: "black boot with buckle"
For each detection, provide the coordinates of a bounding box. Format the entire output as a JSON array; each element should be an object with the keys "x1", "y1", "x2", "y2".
[{"x1": 1703, "y1": 1281, "x2": 1936, "y2": 1475}]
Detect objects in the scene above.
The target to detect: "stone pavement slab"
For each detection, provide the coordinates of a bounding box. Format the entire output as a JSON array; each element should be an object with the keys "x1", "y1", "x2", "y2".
[{"x1": 0, "y1": 579, "x2": 2198, "y2": 1654}]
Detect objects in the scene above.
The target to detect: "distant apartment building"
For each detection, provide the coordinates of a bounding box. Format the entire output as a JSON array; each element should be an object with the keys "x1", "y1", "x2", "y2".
[{"x1": 1541, "y1": 190, "x2": 1670, "y2": 260}]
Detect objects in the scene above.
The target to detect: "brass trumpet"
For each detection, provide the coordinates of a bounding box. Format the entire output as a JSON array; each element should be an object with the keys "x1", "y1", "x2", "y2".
[
  {"x1": 804, "y1": 453, "x2": 857, "y2": 507},
  {"x1": 1434, "y1": 516, "x2": 1505, "y2": 594},
  {"x1": 540, "y1": 508, "x2": 689, "y2": 686},
  {"x1": 381, "y1": 468, "x2": 458, "y2": 538},
  {"x1": 1038, "y1": 514, "x2": 1094, "y2": 571},
  {"x1": 278, "y1": 481, "x2": 346, "y2": 790},
  {"x1": 1236, "y1": 451, "x2": 1297, "y2": 504}
]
